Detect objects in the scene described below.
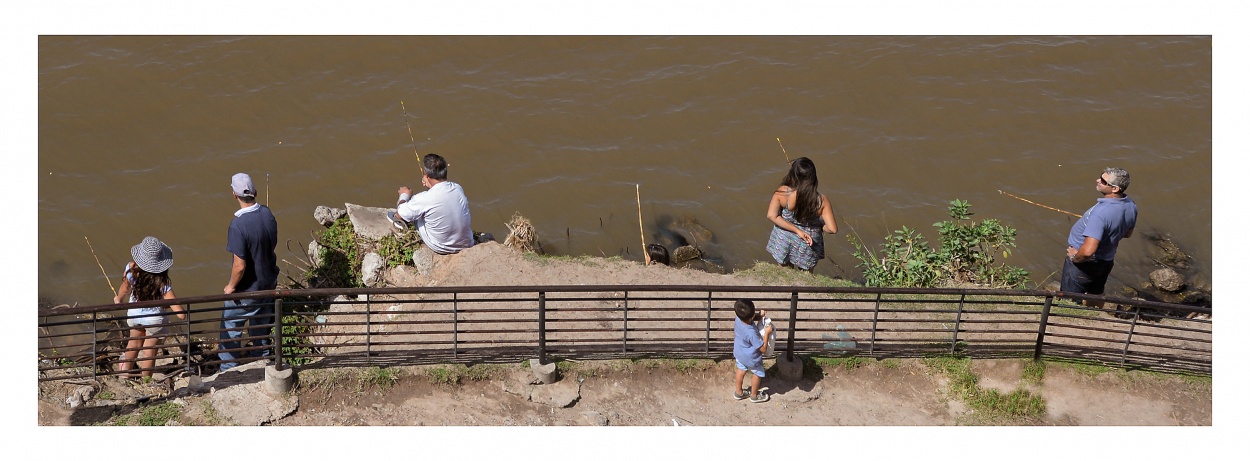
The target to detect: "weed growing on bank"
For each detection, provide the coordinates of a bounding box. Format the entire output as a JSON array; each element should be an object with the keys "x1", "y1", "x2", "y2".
[
  {"x1": 307, "y1": 217, "x2": 364, "y2": 288},
  {"x1": 850, "y1": 200, "x2": 1029, "y2": 288}
]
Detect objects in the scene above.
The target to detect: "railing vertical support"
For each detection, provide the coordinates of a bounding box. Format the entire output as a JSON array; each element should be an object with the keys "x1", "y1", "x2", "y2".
[
  {"x1": 705, "y1": 292, "x2": 712, "y2": 355},
  {"x1": 786, "y1": 291, "x2": 798, "y2": 362},
  {"x1": 184, "y1": 302, "x2": 194, "y2": 375},
  {"x1": 453, "y1": 293, "x2": 459, "y2": 358},
  {"x1": 1033, "y1": 296, "x2": 1054, "y2": 360},
  {"x1": 951, "y1": 294, "x2": 965, "y2": 354},
  {"x1": 869, "y1": 294, "x2": 881, "y2": 354},
  {"x1": 91, "y1": 312, "x2": 99, "y2": 379},
  {"x1": 274, "y1": 298, "x2": 284, "y2": 370},
  {"x1": 622, "y1": 291, "x2": 629, "y2": 354},
  {"x1": 1121, "y1": 306, "x2": 1141, "y2": 367},
  {"x1": 365, "y1": 294, "x2": 372, "y2": 365},
  {"x1": 538, "y1": 291, "x2": 547, "y2": 364}
]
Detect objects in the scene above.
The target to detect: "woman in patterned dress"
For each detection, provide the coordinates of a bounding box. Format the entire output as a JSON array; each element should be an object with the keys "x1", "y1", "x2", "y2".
[{"x1": 765, "y1": 157, "x2": 838, "y2": 271}]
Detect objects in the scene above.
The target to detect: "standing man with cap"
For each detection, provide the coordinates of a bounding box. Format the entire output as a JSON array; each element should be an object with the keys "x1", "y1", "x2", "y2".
[
  {"x1": 1062, "y1": 167, "x2": 1138, "y2": 308},
  {"x1": 217, "y1": 172, "x2": 280, "y2": 371},
  {"x1": 387, "y1": 153, "x2": 475, "y2": 254}
]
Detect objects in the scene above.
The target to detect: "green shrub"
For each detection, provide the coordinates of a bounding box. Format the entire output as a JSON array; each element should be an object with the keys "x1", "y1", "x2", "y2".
[
  {"x1": 849, "y1": 200, "x2": 1029, "y2": 288},
  {"x1": 850, "y1": 226, "x2": 942, "y2": 288},
  {"x1": 307, "y1": 217, "x2": 363, "y2": 288},
  {"x1": 377, "y1": 232, "x2": 421, "y2": 268},
  {"x1": 934, "y1": 199, "x2": 1029, "y2": 288},
  {"x1": 278, "y1": 314, "x2": 315, "y2": 367}
]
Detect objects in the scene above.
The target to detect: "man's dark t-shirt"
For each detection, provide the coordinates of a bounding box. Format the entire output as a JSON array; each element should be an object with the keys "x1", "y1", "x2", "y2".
[{"x1": 227, "y1": 204, "x2": 279, "y2": 292}]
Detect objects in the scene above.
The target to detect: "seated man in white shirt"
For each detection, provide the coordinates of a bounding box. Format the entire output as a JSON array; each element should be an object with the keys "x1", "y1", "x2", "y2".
[{"x1": 388, "y1": 153, "x2": 475, "y2": 255}]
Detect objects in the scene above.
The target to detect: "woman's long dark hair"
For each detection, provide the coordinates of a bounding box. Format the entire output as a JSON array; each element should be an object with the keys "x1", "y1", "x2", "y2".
[
  {"x1": 780, "y1": 157, "x2": 823, "y2": 225},
  {"x1": 128, "y1": 263, "x2": 170, "y2": 302}
]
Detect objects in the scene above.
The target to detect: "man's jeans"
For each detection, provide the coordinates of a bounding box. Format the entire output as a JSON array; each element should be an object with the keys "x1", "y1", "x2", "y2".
[{"x1": 217, "y1": 297, "x2": 275, "y2": 371}]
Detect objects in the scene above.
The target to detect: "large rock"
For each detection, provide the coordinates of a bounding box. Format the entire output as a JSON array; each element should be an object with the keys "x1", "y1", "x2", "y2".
[
  {"x1": 412, "y1": 246, "x2": 437, "y2": 275},
  {"x1": 677, "y1": 217, "x2": 714, "y2": 245},
  {"x1": 1147, "y1": 234, "x2": 1191, "y2": 269},
  {"x1": 307, "y1": 241, "x2": 323, "y2": 265},
  {"x1": 361, "y1": 252, "x2": 385, "y2": 287},
  {"x1": 345, "y1": 203, "x2": 397, "y2": 241},
  {"x1": 672, "y1": 245, "x2": 701, "y2": 262},
  {"x1": 1149, "y1": 267, "x2": 1186, "y2": 292},
  {"x1": 314, "y1": 206, "x2": 346, "y2": 227}
]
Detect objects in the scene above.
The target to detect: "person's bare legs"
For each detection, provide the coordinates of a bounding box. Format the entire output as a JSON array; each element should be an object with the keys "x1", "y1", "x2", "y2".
[
  {"x1": 137, "y1": 335, "x2": 161, "y2": 378},
  {"x1": 734, "y1": 369, "x2": 747, "y2": 395},
  {"x1": 750, "y1": 373, "x2": 762, "y2": 398},
  {"x1": 119, "y1": 328, "x2": 145, "y2": 376}
]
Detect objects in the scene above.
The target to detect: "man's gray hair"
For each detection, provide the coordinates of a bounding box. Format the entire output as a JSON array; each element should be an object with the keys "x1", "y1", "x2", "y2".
[{"x1": 1104, "y1": 167, "x2": 1130, "y2": 192}]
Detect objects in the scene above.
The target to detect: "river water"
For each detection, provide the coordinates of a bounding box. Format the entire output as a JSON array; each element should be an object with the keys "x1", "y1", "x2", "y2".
[{"x1": 38, "y1": 36, "x2": 1211, "y2": 307}]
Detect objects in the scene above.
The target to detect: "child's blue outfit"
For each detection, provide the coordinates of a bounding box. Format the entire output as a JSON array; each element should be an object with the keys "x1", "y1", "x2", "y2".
[{"x1": 734, "y1": 317, "x2": 766, "y2": 377}]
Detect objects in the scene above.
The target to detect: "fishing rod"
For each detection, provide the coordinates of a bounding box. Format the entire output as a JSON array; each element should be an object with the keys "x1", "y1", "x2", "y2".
[
  {"x1": 400, "y1": 101, "x2": 421, "y2": 162},
  {"x1": 776, "y1": 137, "x2": 790, "y2": 163},
  {"x1": 637, "y1": 184, "x2": 651, "y2": 265},
  {"x1": 84, "y1": 236, "x2": 116, "y2": 296},
  {"x1": 997, "y1": 190, "x2": 1081, "y2": 218}
]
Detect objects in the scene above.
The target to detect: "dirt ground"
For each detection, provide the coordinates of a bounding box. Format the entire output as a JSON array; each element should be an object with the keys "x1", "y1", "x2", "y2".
[
  {"x1": 35, "y1": 354, "x2": 1211, "y2": 428},
  {"x1": 266, "y1": 357, "x2": 1210, "y2": 427}
]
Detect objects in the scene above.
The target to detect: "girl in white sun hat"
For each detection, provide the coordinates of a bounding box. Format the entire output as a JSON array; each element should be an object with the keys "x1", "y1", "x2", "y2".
[{"x1": 113, "y1": 236, "x2": 186, "y2": 378}]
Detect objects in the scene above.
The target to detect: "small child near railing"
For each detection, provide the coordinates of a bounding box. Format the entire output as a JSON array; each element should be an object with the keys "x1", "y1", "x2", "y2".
[{"x1": 731, "y1": 299, "x2": 774, "y2": 403}]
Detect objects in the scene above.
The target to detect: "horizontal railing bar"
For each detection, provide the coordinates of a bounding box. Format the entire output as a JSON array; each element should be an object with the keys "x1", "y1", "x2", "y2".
[{"x1": 43, "y1": 284, "x2": 1208, "y2": 317}]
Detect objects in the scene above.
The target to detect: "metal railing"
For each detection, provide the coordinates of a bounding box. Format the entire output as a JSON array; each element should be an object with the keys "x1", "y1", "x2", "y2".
[{"x1": 37, "y1": 285, "x2": 1212, "y2": 382}]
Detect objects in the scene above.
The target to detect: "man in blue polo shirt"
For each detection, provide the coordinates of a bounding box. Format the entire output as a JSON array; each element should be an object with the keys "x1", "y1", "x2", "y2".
[
  {"x1": 1063, "y1": 167, "x2": 1138, "y2": 308},
  {"x1": 218, "y1": 172, "x2": 280, "y2": 371}
]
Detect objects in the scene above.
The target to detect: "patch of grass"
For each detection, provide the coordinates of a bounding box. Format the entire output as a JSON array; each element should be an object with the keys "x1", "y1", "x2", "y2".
[
  {"x1": 463, "y1": 363, "x2": 514, "y2": 381},
  {"x1": 672, "y1": 358, "x2": 716, "y2": 373},
  {"x1": 357, "y1": 367, "x2": 400, "y2": 391},
  {"x1": 1179, "y1": 373, "x2": 1213, "y2": 388},
  {"x1": 632, "y1": 358, "x2": 664, "y2": 369},
  {"x1": 425, "y1": 365, "x2": 465, "y2": 385},
  {"x1": 138, "y1": 402, "x2": 183, "y2": 426},
  {"x1": 879, "y1": 358, "x2": 902, "y2": 369},
  {"x1": 1044, "y1": 358, "x2": 1211, "y2": 394},
  {"x1": 819, "y1": 356, "x2": 864, "y2": 370},
  {"x1": 298, "y1": 368, "x2": 352, "y2": 394},
  {"x1": 1046, "y1": 359, "x2": 1116, "y2": 377},
  {"x1": 802, "y1": 355, "x2": 865, "y2": 379},
  {"x1": 96, "y1": 390, "x2": 115, "y2": 400},
  {"x1": 553, "y1": 360, "x2": 600, "y2": 379},
  {"x1": 735, "y1": 261, "x2": 860, "y2": 288},
  {"x1": 965, "y1": 388, "x2": 1047, "y2": 422},
  {"x1": 97, "y1": 401, "x2": 184, "y2": 426},
  {"x1": 923, "y1": 356, "x2": 1047, "y2": 423},
  {"x1": 198, "y1": 399, "x2": 227, "y2": 425},
  {"x1": 1021, "y1": 359, "x2": 1046, "y2": 385}
]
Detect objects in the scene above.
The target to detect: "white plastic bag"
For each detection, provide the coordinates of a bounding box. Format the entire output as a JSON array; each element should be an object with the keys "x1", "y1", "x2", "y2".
[{"x1": 756, "y1": 316, "x2": 776, "y2": 356}]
